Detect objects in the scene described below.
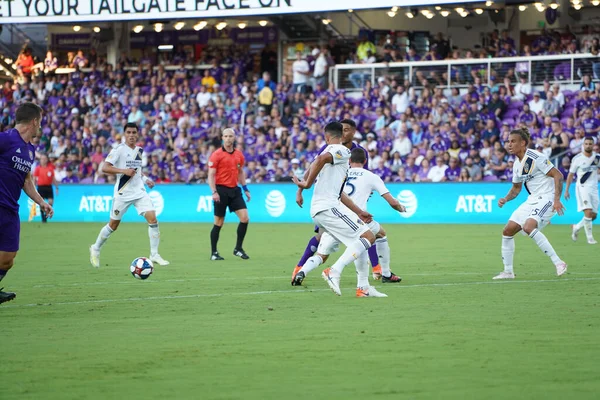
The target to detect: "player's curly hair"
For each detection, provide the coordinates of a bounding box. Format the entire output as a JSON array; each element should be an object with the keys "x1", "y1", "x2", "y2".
[{"x1": 510, "y1": 127, "x2": 530, "y2": 145}]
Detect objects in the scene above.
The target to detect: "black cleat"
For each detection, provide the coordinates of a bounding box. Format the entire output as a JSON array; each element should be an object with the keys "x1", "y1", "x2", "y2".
[
  {"x1": 292, "y1": 271, "x2": 305, "y2": 286},
  {"x1": 233, "y1": 248, "x2": 249, "y2": 260},
  {"x1": 211, "y1": 252, "x2": 224, "y2": 261},
  {"x1": 382, "y1": 272, "x2": 402, "y2": 283},
  {"x1": 0, "y1": 288, "x2": 16, "y2": 304}
]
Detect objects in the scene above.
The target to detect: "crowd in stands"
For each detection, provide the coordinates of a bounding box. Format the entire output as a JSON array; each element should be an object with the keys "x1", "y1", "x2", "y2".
[{"x1": 2, "y1": 28, "x2": 600, "y2": 185}]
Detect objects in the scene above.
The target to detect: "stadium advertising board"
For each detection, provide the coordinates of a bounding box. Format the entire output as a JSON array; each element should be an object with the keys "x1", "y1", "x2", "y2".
[
  {"x1": 0, "y1": 0, "x2": 481, "y2": 24},
  {"x1": 19, "y1": 183, "x2": 597, "y2": 225}
]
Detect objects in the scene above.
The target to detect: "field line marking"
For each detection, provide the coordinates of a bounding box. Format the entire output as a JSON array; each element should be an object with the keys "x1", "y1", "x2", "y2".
[{"x1": 3, "y1": 277, "x2": 600, "y2": 309}]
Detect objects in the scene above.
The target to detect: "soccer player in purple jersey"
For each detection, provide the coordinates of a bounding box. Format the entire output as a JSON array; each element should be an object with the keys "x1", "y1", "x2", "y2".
[
  {"x1": 292, "y1": 119, "x2": 384, "y2": 283},
  {"x1": 0, "y1": 103, "x2": 54, "y2": 304}
]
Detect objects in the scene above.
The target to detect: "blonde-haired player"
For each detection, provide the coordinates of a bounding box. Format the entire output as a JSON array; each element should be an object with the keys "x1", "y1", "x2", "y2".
[
  {"x1": 565, "y1": 137, "x2": 599, "y2": 244},
  {"x1": 89, "y1": 123, "x2": 169, "y2": 268},
  {"x1": 495, "y1": 127, "x2": 567, "y2": 279}
]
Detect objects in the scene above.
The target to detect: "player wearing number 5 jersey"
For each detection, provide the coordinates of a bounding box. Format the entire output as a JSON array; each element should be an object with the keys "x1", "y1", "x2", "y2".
[
  {"x1": 495, "y1": 127, "x2": 567, "y2": 280},
  {"x1": 565, "y1": 137, "x2": 599, "y2": 244},
  {"x1": 89, "y1": 123, "x2": 169, "y2": 268}
]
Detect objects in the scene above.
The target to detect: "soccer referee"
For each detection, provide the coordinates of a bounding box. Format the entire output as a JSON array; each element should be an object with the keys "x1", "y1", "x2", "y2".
[
  {"x1": 32, "y1": 154, "x2": 59, "y2": 223},
  {"x1": 208, "y1": 128, "x2": 251, "y2": 260}
]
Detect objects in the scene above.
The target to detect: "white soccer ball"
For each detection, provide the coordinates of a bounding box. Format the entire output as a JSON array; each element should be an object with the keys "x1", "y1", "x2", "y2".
[{"x1": 130, "y1": 257, "x2": 154, "y2": 280}]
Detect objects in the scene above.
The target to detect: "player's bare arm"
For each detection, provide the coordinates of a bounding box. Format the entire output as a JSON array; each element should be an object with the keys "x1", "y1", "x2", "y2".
[
  {"x1": 564, "y1": 172, "x2": 575, "y2": 201},
  {"x1": 208, "y1": 168, "x2": 219, "y2": 203},
  {"x1": 547, "y1": 168, "x2": 565, "y2": 216},
  {"x1": 498, "y1": 182, "x2": 522, "y2": 208},
  {"x1": 102, "y1": 162, "x2": 135, "y2": 177},
  {"x1": 340, "y1": 193, "x2": 373, "y2": 223},
  {"x1": 293, "y1": 153, "x2": 331, "y2": 189},
  {"x1": 23, "y1": 173, "x2": 53, "y2": 218},
  {"x1": 382, "y1": 193, "x2": 406, "y2": 213},
  {"x1": 238, "y1": 167, "x2": 251, "y2": 202},
  {"x1": 296, "y1": 166, "x2": 312, "y2": 207},
  {"x1": 142, "y1": 174, "x2": 155, "y2": 189}
]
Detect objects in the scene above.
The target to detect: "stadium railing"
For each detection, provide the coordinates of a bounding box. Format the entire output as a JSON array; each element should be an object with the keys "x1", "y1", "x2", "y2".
[
  {"x1": 331, "y1": 53, "x2": 599, "y2": 91},
  {"x1": 54, "y1": 64, "x2": 232, "y2": 75}
]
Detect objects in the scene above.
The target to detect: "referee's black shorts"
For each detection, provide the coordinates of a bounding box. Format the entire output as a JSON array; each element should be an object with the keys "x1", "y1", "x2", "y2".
[
  {"x1": 214, "y1": 185, "x2": 247, "y2": 217},
  {"x1": 37, "y1": 185, "x2": 54, "y2": 200}
]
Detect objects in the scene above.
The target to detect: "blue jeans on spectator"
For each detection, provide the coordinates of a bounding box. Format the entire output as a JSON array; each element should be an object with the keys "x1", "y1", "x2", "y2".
[
  {"x1": 349, "y1": 72, "x2": 371, "y2": 89},
  {"x1": 593, "y1": 62, "x2": 600, "y2": 80},
  {"x1": 293, "y1": 83, "x2": 307, "y2": 94}
]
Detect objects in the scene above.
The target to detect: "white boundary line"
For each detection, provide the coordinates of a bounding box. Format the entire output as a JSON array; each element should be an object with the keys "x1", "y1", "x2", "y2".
[{"x1": 3, "y1": 277, "x2": 600, "y2": 309}]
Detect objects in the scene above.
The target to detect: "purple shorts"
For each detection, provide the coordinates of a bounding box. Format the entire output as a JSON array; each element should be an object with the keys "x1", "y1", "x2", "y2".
[{"x1": 0, "y1": 208, "x2": 20, "y2": 252}]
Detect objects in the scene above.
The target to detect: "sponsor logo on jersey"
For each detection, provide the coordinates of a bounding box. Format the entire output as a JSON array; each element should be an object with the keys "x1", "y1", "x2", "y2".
[
  {"x1": 335, "y1": 150, "x2": 343, "y2": 159},
  {"x1": 114, "y1": 209, "x2": 120, "y2": 216}
]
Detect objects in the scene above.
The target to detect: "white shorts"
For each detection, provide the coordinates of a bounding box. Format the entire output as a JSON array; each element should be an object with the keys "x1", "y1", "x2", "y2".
[
  {"x1": 317, "y1": 219, "x2": 380, "y2": 256},
  {"x1": 110, "y1": 194, "x2": 155, "y2": 220},
  {"x1": 313, "y1": 205, "x2": 370, "y2": 249},
  {"x1": 576, "y1": 186, "x2": 599, "y2": 213},
  {"x1": 509, "y1": 196, "x2": 555, "y2": 229}
]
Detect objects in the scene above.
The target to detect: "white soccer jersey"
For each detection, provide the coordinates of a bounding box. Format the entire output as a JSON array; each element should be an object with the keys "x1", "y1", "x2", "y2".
[
  {"x1": 569, "y1": 152, "x2": 600, "y2": 190},
  {"x1": 105, "y1": 144, "x2": 146, "y2": 201},
  {"x1": 310, "y1": 144, "x2": 351, "y2": 217},
  {"x1": 512, "y1": 149, "x2": 556, "y2": 198},
  {"x1": 344, "y1": 167, "x2": 389, "y2": 210}
]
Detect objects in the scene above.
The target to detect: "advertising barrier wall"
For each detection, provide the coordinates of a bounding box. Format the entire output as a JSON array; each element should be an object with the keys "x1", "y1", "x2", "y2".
[{"x1": 18, "y1": 183, "x2": 598, "y2": 224}]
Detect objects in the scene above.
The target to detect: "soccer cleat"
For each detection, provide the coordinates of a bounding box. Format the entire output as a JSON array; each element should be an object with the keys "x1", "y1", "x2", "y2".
[
  {"x1": 382, "y1": 272, "x2": 402, "y2": 283},
  {"x1": 211, "y1": 252, "x2": 224, "y2": 261},
  {"x1": 356, "y1": 286, "x2": 388, "y2": 298},
  {"x1": 555, "y1": 262, "x2": 568, "y2": 276},
  {"x1": 150, "y1": 254, "x2": 170, "y2": 266},
  {"x1": 588, "y1": 239, "x2": 598, "y2": 245},
  {"x1": 292, "y1": 271, "x2": 305, "y2": 286},
  {"x1": 233, "y1": 248, "x2": 250, "y2": 260},
  {"x1": 492, "y1": 271, "x2": 515, "y2": 280},
  {"x1": 372, "y1": 265, "x2": 382, "y2": 280},
  {"x1": 571, "y1": 225, "x2": 579, "y2": 242},
  {"x1": 321, "y1": 267, "x2": 341, "y2": 296},
  {"x1": 89, "y1": 245, "x2": 100, "y2": 268},
  {"x1": 0, "y1": 288, "x2": 16, "y2": 304},
  {"x1": 292, "y1": 266, "x2": 302, "y2": 281}
]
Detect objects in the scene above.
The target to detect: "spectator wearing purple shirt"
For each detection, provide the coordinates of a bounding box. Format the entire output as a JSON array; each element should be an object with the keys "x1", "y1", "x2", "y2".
[{"x1": 581, "y1": 108, "x2": 600, "y2": 137}]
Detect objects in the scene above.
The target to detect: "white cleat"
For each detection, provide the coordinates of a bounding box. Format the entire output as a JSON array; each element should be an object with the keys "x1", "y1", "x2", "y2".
[
  {"x1": 587, "y1": 239, "x2": 598, "y2": 245},
  {"x1": 89, "y1": 245, "x2": 100, "y2": 268},
  {"x1": 356, "y1": 286, "x2": 388, "y2": 298},
  {"x1": 571, "y1": 225, "x2": 579, "y2": 242},
  {"x1": 555, "y1": 262, "x2": 568, "y2": 276},
  {"x1": 322, "y1": 268, "x2": 341, "y2": 296},
  {"x1": 150, "y1": 254, "x2": 170, "y2": 266},
  {"x1": 492, "y1": 271, "x2": 515, "y2": 280}
]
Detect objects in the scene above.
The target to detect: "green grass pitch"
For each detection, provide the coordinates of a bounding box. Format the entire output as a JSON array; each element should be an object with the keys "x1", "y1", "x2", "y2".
[{"x1": 2, "y1": 223, "x2": 600, "y2": 399}]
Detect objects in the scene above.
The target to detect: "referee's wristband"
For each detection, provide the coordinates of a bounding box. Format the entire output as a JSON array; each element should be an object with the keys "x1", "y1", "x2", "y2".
[{"x1": 242, "y1": 185, "x2": 249, "y2": 192}]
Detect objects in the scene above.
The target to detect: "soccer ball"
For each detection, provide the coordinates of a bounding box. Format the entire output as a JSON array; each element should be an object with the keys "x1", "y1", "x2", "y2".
[{"x1": 130, "y1": 257, "x2": 154, "y2": 280}]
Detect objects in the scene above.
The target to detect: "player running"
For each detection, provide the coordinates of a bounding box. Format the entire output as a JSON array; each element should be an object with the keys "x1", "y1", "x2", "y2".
[
  {"x1": 495, "y1": 127, "x2": 567, "y2": 280},
  {"x1": 89, "y1": 123, "x2": 169, "y2": 268},
  {"x1": 565, "y1": 137, "x2": 599, "y2": 244},
  {"x1": 0, "y1": 102, "x2": 54, "y2": 304},
  {"x1": 293, "y1": 121, "x2": 381, "y2": 297},
  {"x1": 292, "y1": 148, "x2": 405, "y2": 291},
  {"x1": 292, "y1": 119, "x2": 383, "y2": 281}
]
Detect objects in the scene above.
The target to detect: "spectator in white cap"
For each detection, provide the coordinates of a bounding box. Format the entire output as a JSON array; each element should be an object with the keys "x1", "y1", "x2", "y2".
[
  {"x1": 313, "y1": 47, "x2": 329, "y2": 89},
  {"x1": 291, "y1": 158, "x2": 304, "y2": 180},
  {"x1": 528, "y1": 91, "x2": 545, "y2": 115}
]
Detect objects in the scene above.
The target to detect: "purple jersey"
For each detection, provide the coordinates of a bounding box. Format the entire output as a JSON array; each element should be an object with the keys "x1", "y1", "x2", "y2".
[{"x1": 0, "y1": 129, "x2": 36, "y2": 213}]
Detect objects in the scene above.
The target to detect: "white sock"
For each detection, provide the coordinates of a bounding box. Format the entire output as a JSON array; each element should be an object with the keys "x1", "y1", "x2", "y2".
[
  {"x1": 300, "y1": 255, "x2": 323, "y2": 276},
  {"x1": 149, "y1": 223, "x2": 160, "y2": 256},
  {"x1": 583, "y1": 217, "x2": 594, "y2": 240},
  {"x1": 354, "y1": 251, "x2": 370, "y2": 288},
  {"x1": 330, "y1": 238, "x2": 372, "y2": 278},
  {"x1": 574, "y1": 217, "x2": 585, "y2": 232},
  {"x1": 501, "y1": 235, "x2": 515, "y2": 273},
  {"x1": 376, "y1": 237, "x2": 391, "y2": 277},
  {"x1": 529, "y1": 229, "x2": 562, "y2": 265},
  {"x1": 93, "y1": 224, "x2": 114, "y2": 250}
]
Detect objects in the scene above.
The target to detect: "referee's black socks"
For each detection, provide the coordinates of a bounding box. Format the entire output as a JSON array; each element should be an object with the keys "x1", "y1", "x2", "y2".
[
  {"x1": 236, "y1": 222, "x2": 248, "y2": 250},
  {"x1": 210, "y1": 225, "x2": 222, "y2": 254}
]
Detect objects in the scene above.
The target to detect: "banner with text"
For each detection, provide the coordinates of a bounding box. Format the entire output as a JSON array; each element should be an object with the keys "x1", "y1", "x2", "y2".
[
  {"x1": 0, "y1": 0, "x2": 481, "y2": 24},
  {"x1": 18, "y1": 183, "x2": 596, "y2": 225}
]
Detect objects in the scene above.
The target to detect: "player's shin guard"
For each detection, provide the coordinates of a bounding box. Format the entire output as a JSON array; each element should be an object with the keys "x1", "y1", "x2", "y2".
[
  {"x1": 375, "y1": 237, "x2": 391, "y2": 277},
  {"x1": 210, "y1": 225, "x2": 222, "y2": 253},
  {"x1": 300, "y1": 255, "x2": 323, "y2": 276},
  {"x1": 297, "y1": 236, "x2": 319, "y2": 267},
  {"x1": 583, "y1": 217, "x2": 594, "y2": 241},
  {"x1": 236, "y1": 222, "x2": 248, "y2": 249},
  {"x1": 529, "y1": 229, "x2": 562, "y2": 265},
  {"x1": 93, "y1": 224, "x2": 114, "y2": 250},
  {"x1": 330, "y1": 238, "x2": 372, "y2": 278},
  {"x1": 501, "y1": 236, "x2": 515, "y2": 273},
  {"x1": 354, "y1": 251, "x2": 370, "y2": 288},
  {"x1": 149, "y1": 223, "x2": 160, "y2": 255}
]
